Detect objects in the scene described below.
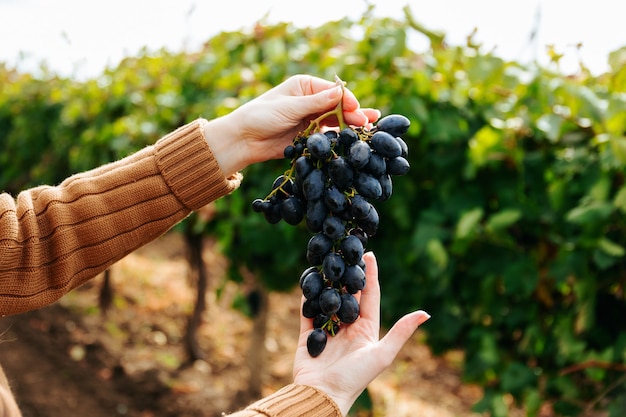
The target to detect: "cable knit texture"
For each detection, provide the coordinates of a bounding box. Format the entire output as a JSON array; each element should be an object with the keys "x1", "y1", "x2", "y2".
[
  {"x1": 0, "y1": 120, "x2": 240, "y2": 317},
  {"x1": 228, "y1": 385, "x2": 342, "y2": 417},
  {"x1": 0, "y1": 120, "x2": 339, "y2": 417}
]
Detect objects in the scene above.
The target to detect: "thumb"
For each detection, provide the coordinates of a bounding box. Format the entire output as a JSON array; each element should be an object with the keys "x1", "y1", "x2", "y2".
[{"x1": 377, "y1": 310, "x2": 431, "y2": 360}]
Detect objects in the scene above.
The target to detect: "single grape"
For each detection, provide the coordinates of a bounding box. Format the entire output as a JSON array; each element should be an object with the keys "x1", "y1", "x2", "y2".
[
  {"x1": 358, "y1": 204, "x2": 379, "y2": 236},
  {"x1": 378, "y1": 174, "x2": 393, "y2": 201},
  {"x1": 301, "y1": 271, "x2": 324, "y2": 300},
  {"x1": 303, "y1": 169, "x2": 326, "y2": 201},
  {"x1": 307, "y1": 132, "x2": 332, "y2": 161},
  {"x1": 395, "y1": 136, "x2": 409, "y2": 158},
  {"x1": 349, "y1": 195, "x2": 371, "y2": 219},
  {"x1": 363, "y1": 152, "x2": 387, "y2": 177},
  {"x1": 251, "y1": 198, "x2": 266, "y2": 213},
  {"x1": 337, "y1": 293, "x2": 360, "y2": 324},
  {"x1": 284, "y1": 145, "x2": 296, "y2": 159},
  {"x1": 268, "y1": 195, "x2": 280, "y2": 205},
  {"x1": 354, "y1": 172, "x2": 382, "y2": 200},
  {"x1": 319, "y1": 287, "x2": 342, "y2": 315},
  {"x1": 371, "y1": 130, "x2": 402, "y2": 158},
  {"x1": 344, "y1": 264, "x2": 366, "y2": 294},
  {"x1": 322, "y1": 252, "x2": 346, "y2": 282},
  {"x1": 322, "y1": 216, "x2": 345, "y2": 241},
  {"x1": 324, "y1": 130, "x2": 339, "y2": 140},
  {"x1": 338, "y1": 127, "x2": 359, "y2": 149},
  {"x1": 280, "y1": 196, "x2": 305, "y2": 225},
  {"x1": 302, "y1": 297, "x2": 321, "y2": 319},
  {"x1": 376, "y1": 114, "x2": 410, "y2": 137},
  {"x1": 386, "y1": 156, "x2": 410, "y2": 176},
  {"x1": 295, "y1": 155, "x2": 314, "y2": 181},
  {"x1": 324, "y1": 185, "x2": 348, "y2": 213},
  {"x1": 348, "y1": 140, "x2": 371, "y2": 169},
  {"x1": 307, "y1": 328, "x2": 328, "y2": 357},
  {"x1": 328, "y1": 156, "x2": 354, "y2": 191},
  {"x1": 272, "y1": 175, "x2": 293, "y2": 199},
  {"x1": 299, "y1": 266, "x2": 318, "y2": 288},
  {"x1": 263, "y1": 203, "x2": 282, "y2": 224},
  {"x1": 340, "y1": 235, "x2": 364, "y2": 266},
  {"x1": 305, "y1": 199, "x2": 328, "y2": 233},
  {"x1": 307, "y1": 233, "x2": 334, "y2": 257}
]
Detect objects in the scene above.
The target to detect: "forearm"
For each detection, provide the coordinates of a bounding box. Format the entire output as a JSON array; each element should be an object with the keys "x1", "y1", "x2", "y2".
[
  {"x1": 0, "y1": 366, "x2": 21, "y2": 417},
  {"x1": 0, "y1": 119, "x2": 242, "y2": 316},
  {"x1": 0, "y1": 385, "x2": 22, "y2": 417}
]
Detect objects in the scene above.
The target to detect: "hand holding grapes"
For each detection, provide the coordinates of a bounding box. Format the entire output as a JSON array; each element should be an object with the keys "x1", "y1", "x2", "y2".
[
  {"x1": 202, "y1": 74, "x2": 380, "y2": 177},
  {"x1": 292, "y1": 252, "x2": 431, "y2": 416},
  {"x1": 247, "y1": 76, "x2": 426, "y2": 413}
]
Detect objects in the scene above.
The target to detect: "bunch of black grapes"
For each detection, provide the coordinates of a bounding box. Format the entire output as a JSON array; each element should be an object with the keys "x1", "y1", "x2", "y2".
[{"x1": 252, "y1": 114, "x2": 410, "y2": 357}]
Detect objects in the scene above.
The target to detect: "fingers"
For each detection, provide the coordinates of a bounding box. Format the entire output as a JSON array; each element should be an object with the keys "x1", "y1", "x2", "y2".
[
  {"x1": 343, "y1": 108, "x2": 380, "y2": 127},
  {"x1": 378, "y1": 310, "x2": 431, "y2": 362},
  {"x1": 360, "y1": 108, "x2": 382, "y2": 124},
  {"x1": 357, "y1": 252, "x2": 381, "y2": 326},
  {"x1": 288, "y1": 74, "x2": 380, "y2": 126},
  {"x1": 292, "y1": 74, "x2": 337, "y2": 96}
]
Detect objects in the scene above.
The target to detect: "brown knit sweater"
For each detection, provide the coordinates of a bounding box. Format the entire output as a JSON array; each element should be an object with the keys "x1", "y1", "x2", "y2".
[{"x1": 0, "y1": 120, "x2": 341, "y2": 417}]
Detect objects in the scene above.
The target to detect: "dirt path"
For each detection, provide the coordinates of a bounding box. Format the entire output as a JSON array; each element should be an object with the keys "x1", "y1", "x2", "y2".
[{"x1": 0, "y1": 306, "x2": 156, "y2": 417}]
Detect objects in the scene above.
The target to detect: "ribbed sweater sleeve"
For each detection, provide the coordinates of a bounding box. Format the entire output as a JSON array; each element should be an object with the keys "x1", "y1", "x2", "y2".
[
  {"x1": 226, "y1": 384, "x2": 342, "y2": 417},
  {"x1": 0, "y1": 120, "x2": 342, "y2": 417},
  {"x1": 0, "y1": 119, "x2": 242, "y2": 316}
]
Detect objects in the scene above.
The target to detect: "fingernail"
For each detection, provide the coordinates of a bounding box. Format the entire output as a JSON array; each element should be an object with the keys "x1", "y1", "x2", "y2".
[{"x1": 416, "y1": 310, "x2": 431, "y2": 326}]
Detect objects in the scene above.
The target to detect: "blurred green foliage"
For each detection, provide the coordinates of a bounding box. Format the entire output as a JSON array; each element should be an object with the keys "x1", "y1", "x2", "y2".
[{"x1": 2, "y1": 7, "x2": 626, "y2": 416}]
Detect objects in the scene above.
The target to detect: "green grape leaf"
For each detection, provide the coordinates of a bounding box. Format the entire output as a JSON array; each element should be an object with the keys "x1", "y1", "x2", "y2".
[
  {"x1": 565, "y1": 202, "x2": 613, "y2": 225},
  {"x1": 598, "y1": 237, "x2": 626, "y2": 257},
  {"x1": 536, "y1": 113, "x2": 563, "y2": 142},
  {"x1": 426, "y1": 238, "x2": 448, "y2": 273},
  {"x1": 486, "y1": 209, "x2": 522, "y2": 232},
  {"x1": 614, "y1": 186, "x2": 626, "y2": 214},
  {"x1": 455, "y1": 207, "x2": 484, "y2": 239}
]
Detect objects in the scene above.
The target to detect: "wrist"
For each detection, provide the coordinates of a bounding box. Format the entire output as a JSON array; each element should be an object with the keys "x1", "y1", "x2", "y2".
[
  {"x1": 301, "y1": 384, "x2": 351, "y2": 417},
  {"x1": 201, "y1": 115, "x2": 248, "y2": 177},
  {"x1": 318, "y1": 388, "x2": 356, "y2": 416},
  {"x1": 293, "y1": 378, "x2": 357, "y2": 416}
]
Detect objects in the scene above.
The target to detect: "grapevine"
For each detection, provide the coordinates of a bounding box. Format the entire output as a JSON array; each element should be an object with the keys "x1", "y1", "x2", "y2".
[{"x1": 252, "y1": 76, "x2": 411, "y2": 357}]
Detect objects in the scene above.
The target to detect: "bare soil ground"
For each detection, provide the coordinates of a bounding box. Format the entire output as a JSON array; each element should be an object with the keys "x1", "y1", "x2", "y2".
[{"x1": 0, "y1": 232, "x2": 489, "y2": 417}]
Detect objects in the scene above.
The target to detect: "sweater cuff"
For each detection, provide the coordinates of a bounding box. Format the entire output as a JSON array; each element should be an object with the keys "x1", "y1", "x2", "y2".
[
  {"x1": 240, "y1": 384, "x2": 341, "y2": 417},
  {"x1": 154, "y1": 119, "x2": 243, "y2": 210}
]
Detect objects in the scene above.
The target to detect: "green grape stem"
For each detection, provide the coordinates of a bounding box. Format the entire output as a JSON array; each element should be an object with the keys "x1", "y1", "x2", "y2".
[
  {"x1": 323, "y1": 317, "x2": 339, "y2": 336},
  {"x1": 301, "y1": 75, "x2": 348, "y2": 137}
]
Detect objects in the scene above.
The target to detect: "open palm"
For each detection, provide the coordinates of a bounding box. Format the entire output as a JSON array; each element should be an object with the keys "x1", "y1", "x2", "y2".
[{"x1": 292, "y1": 252, "x2": 430, "y2": 415}]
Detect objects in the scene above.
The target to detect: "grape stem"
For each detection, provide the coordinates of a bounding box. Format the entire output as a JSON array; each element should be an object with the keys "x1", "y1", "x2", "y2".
[
  {"x1": 265, "y1": 76, "x2": 348, "y2": 201},
  {"x1": 301, "y1": 75, "x2": 348, "y2": 136},
  {"x1": 323, "y1": 317, "x2": 339, "y2": 336}
]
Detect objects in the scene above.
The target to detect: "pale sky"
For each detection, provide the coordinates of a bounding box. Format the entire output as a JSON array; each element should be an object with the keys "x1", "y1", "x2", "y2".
[{"x1": 0, "y1": 0, "x2": 625, "y2": 79}]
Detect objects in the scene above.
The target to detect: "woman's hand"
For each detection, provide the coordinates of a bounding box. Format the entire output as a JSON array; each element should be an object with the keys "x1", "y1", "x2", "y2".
[
  {"x1": 203, "y1": 74, "x2": 380, "y2": 177},
  {"x1": 292, "y1": 252, "x2": 431, "y2": 416}
]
